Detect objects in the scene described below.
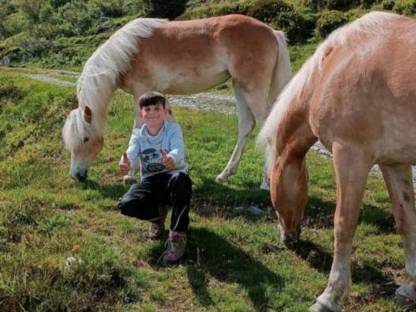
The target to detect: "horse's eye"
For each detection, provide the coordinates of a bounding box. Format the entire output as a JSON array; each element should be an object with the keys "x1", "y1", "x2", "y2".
[{"x1": 83, "y1": 137, "x2": 89, "y2": 143}]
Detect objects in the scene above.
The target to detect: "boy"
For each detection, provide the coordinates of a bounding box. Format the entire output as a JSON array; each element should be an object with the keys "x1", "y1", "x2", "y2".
[{"x1": 118, "y1": 91, "x2": 192, "y2": 265}]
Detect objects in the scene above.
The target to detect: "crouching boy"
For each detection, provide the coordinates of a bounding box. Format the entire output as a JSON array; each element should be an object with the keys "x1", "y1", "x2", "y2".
[{"x1": 118, "y1": 91, "x2": 192, "y2": 265}]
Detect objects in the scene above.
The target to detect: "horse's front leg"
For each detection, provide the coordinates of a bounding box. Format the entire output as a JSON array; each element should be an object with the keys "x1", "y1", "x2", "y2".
[
  {"x1": 380, "y1": 164, "x2": 416, "y2": 308},
  {"x1": 311, "y1": 142, "x2": 371, "y2": 312},
  {"x1": 270, "y1": 147, "x2": 309, "y2": 248}
]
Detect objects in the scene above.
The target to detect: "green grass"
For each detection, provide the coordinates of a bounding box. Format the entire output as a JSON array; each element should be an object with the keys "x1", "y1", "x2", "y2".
[{"x1": 0, "y1": 68, "x2": 408, "y2": 311}]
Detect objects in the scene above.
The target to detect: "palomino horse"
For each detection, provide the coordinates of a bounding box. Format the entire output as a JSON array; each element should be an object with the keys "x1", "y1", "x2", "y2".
[
  {"x1": 258, "y1": 12, "x2": 416, "y2": 311},
  {"x1": 62, "y1": 14, "x2": 291, "y2": 182}
]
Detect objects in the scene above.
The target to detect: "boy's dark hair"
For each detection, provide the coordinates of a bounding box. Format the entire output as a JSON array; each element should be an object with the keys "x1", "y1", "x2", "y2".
[{"x1": 138, "y1": 91, "x2": 166, "y2": 108}]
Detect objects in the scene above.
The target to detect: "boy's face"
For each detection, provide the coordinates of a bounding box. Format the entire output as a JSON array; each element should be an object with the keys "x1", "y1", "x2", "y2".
[{"x1": 140, "y1": 102, "x2": 167, "y2": 128}]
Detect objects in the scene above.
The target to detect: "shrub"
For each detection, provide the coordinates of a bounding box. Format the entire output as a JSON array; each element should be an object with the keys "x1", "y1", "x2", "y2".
[
  {"x1": 144, "y1": 0, "x2": 188, "y2": 18},
  {"x1": 381, "y1": 0, "x2": 395, "y2": 9},
  {"x1": 90, "y1": 0, "x2": 125, "y2": 18},
  {"x1": 393, "y1": 0, "x2": 416, "y2": 15},
  {"x1": 303, "y1": 0, "x2": 380, "y2": 10},
  {"x1": 182, "y1": 0, "x2": 316, "y2": 43},
  {"x1": 14, "y1": 0, "x2": 44, "y2": 23},
  {"x1": 248, "y1": 0, "x2": 316, "y2": 44},
  {"x1": 2, "y1": 12, "x2": 27, "y2": 38},
  {"x1": 316, "y1": 10, "x2": 348, "y2": 37},
  {"x1": 48, "y1": 0, "x2": 71, "y2": 9},
  {"x1": 344, "y1": 7, "x2": 368, "y2": 21}
]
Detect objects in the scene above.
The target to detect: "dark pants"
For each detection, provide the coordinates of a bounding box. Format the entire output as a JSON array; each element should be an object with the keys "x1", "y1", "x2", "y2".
[{"x1": 118, "y1": 172, "x2": 192, "y2": 232}]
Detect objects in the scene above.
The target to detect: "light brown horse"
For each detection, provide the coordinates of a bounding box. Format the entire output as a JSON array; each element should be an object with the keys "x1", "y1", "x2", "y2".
[
  {"x1": 62, "y1": 14, "x2": 291, "y2": 182},
  {"x1": 258, "y1": 11, "x2": 416, "y2": 311}
]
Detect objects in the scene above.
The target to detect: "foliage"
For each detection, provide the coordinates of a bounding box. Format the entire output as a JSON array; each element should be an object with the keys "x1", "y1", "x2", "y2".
[
  {"x1": 144, "y1": 0, "x2": 188, "y2": 18},
  {"x1": 303, "y1": 0, "x2": 380, "y2": 10},
  {"x1": 392, "y1": 0, "x2": 416, "y2": 15},
  {"x1": 181, "y1": 0, "x2": 316, "y2": 43},
  {"x1": 0, "y1": 0, "x2": 414, "y2": 68},
  {"x1": 316, "y1": 9, "x2": 348, "y2": 36},
  {"x1": 248, "y1": 0, "x2": 317, "y2": 43}
]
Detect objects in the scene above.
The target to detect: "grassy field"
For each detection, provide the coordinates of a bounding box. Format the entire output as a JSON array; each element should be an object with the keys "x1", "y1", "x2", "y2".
[{"x1": 0, "y1": 68, "x2": 408, "y2": 311}]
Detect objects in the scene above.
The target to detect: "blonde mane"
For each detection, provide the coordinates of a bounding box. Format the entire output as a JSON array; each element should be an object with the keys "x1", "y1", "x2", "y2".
[
  {"x1": 76, "y1": 18, "x2": 166, "y2": 135},
  {"x1": 257, "y1": 11, "x2": 401, "y2": 170}
]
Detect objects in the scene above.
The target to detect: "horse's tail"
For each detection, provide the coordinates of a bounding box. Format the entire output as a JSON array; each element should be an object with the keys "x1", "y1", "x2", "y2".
[
  {"x1": 258, "y1": 37, "x2": 322, "y2": 173},
  {"x1": 267, "y1": 30, "x2": 292, "y2": 107}
]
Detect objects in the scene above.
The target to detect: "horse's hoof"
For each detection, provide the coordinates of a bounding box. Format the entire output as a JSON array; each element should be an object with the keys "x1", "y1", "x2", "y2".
[
  {"x1": 282, "y1": 235, "x2": 298, "y2": 249},
  {"x1": 259, "y1": 179, "x2": 270, "y2": 191},
  {"x1": 309, "y1": 300, "x2": 341, "y2": 312},
  {"x1": 215, "y1": 174, "x2": 228, "y2": 184},
  {"x1": 395, "y1": 292, "x2": 416, "y2": 309}
]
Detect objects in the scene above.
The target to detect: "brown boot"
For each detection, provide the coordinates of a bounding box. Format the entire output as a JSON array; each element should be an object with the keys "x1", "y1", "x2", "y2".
[
  {"x1": 147, "y1": 205, "x2": 167, "y2": 240},
  {"x1": 147, "y1": 221, "x2": 164, "y2": 239},
  {"x1": 162, "y1": 230, "x2": 187, "y2": 265}
]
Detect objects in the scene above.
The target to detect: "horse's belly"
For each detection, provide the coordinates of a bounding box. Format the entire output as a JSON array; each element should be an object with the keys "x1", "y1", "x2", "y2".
[
  {"x1": 153, "y1": 64, "x2": 230, "y2": 94},
  {"x1": 377, "y1": 141, "x2": 416, "y2": 165}
]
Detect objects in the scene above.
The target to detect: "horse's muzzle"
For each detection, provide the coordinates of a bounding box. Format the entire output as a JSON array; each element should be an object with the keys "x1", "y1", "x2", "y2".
[{"x1": 279, "y1": 224, "x2": 301, "y2": 249}]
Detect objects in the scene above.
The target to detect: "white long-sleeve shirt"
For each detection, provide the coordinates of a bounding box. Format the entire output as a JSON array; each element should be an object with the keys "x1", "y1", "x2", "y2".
[{"x1": 126, "y1": 121, "x2": 188, "y2": 179}]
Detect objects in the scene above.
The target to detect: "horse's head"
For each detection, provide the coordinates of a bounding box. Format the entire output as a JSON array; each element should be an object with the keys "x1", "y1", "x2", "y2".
[{"x1": 62, "y1": 106, "x2": 104, "y2": 182}]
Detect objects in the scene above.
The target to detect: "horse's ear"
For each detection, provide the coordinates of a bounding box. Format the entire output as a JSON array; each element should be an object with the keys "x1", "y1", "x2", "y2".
[{"x1": 84, "y1": 106, "x2": 92, "y2": 124}]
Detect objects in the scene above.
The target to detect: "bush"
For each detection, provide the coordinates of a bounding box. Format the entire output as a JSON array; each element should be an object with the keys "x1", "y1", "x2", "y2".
[
  {"x1": 381, "y1": 0, "x2": 395, "y2": 9},
  {"x1": 2, "y1": 12, "x2": 27, "y2": 38},
  {"x1": 316, "y1": 10, "x2": 348, "y2": 37},
  {"x1": 247, "y1": 0, "x2": 316, "y2": 43},
  {"x1": 144, "y1": 0, "x2": 188, "y2": 18},
  {"x1": 303, "y1": 0, "x2": 380, "y2": 10},
  {"x1": 48, "y1": 0, "x2": 71, "y2": 9},
  {"x1": 344, "y1": 7, "x2": 368, "y2": 21},
  {"x1": 393, "y1": 0, "x2": 416, "y2": 15},
  {"x1": 14, "y1": 0, "x2": 44, "y2": 23},
  {"x1": 182, "y1": 0, "x2": 316, "y2": 43},
  {"x1": 90, "y1": 0, "x2": 125, "y2": 18}
]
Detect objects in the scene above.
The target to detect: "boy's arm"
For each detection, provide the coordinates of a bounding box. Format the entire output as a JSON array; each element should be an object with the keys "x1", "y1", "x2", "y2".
[
  {"x1": 121, "y1": 129, "x2": 141, "y2": 175},
  {"x1": 166, "y1": 124, "x2": 185, "y2": 166}
]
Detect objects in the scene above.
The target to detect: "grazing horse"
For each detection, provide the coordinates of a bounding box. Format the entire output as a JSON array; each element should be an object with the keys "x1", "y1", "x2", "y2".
[
  {"x1": 258, "y1": 11, "x2": 416, "y2": 311},
  {"x1": 62, "y1": 14, "x2": 291, "y2": 183}
]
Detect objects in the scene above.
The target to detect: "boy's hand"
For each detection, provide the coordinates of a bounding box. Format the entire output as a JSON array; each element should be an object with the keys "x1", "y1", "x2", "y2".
[
  {"x1": 119, "y1": 152, "x2": 130, "y2": 175},
  {"x1": 160, "y1": 149, "x2": 175, "y2": 170}
]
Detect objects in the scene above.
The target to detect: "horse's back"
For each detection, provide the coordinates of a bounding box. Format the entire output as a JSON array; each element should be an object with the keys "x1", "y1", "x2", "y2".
[{"x1": 123, "y1": 14, "x2": 278, "y2": 94}]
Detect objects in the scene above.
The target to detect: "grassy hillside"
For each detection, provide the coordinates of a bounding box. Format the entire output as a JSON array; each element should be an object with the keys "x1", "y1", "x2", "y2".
[
  {"x1": 0, "y1": 67, "x2": 408, "y2": 311},
  {"x1": 1, "y1": 0, "x2": 416, "y2": 70}
]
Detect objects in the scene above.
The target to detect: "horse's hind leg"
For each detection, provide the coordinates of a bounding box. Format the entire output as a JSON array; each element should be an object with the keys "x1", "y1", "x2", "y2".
[
  {"x1": 312, "y1": 142, "x2": 372, "y2": 312},
  {"x1": 215, "y1": 80, "x2": 255, "y2": 183},
  {"x1": 380, "y1": 164, "x2": 416, "y2": 307}
]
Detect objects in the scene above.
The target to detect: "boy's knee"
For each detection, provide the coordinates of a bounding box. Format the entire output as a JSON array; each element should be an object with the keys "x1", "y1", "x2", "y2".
[
  {"x1": 170, "y1": 172, "x2": 192, "y2": 203},
  {"x1": 176, "y1": 172, "x2": 192, "y2": 187},
  {"x1": 118, "y1": 198, "x2": 132, "y2": 216},
  {"x1": 118, "y1": 192, "x2": 144, "y2": 216}
]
